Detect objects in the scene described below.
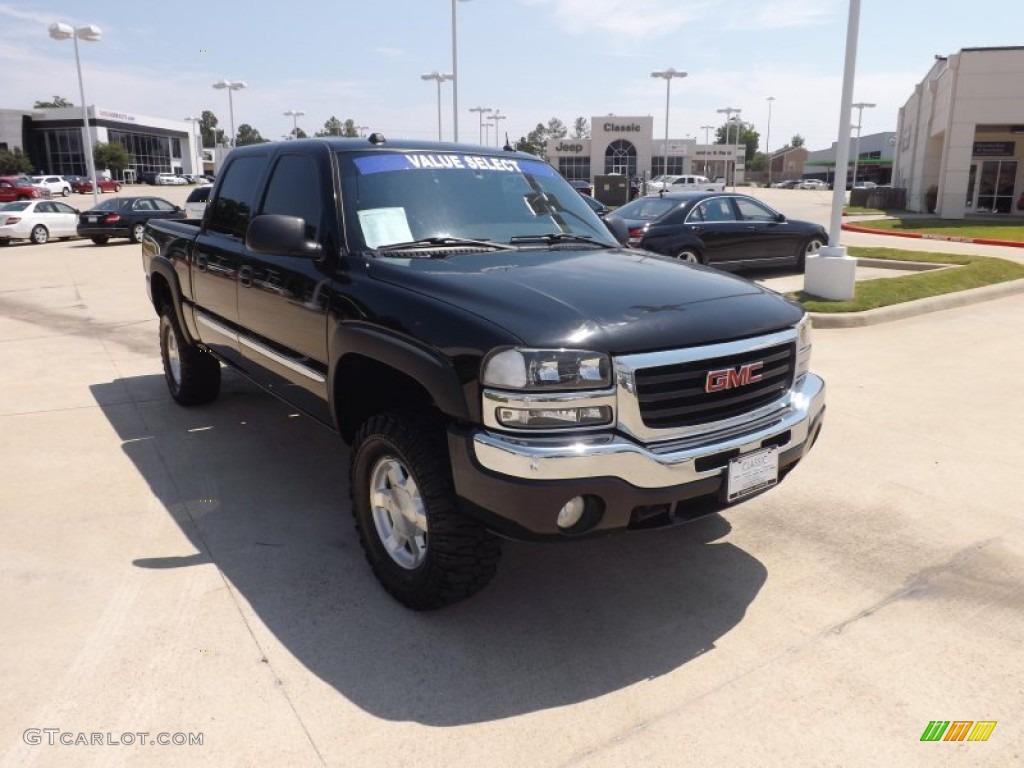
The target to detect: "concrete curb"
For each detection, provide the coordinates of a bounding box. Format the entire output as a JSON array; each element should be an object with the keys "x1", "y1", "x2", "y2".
[
  {"x1": 841, "y1": 221, "x2": 1024, "y2": 248},
  {"x1": 809, "y1": 277, "x2": 1024, "y2": 328}
]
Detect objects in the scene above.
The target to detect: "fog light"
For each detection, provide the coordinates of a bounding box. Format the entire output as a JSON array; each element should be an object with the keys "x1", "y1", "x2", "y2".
[{"x1": 557, "y1": 496, "x2": 586, "y2": 529}]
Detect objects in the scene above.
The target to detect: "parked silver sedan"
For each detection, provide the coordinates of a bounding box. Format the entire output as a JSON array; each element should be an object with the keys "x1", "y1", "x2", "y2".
[{"x1": 0, "y1": 199, "x2": 81, "y2": 245}]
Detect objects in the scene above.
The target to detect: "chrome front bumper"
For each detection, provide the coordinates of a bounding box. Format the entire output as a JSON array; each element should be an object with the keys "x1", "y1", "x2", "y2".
[{"x1": 471, "y1": 374, "x2": 825, "y2": 490}]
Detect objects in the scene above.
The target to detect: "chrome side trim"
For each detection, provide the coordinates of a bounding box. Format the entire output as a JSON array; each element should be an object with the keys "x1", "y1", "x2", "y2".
[
  {"x1": 614, "y1": 328, "x2": 799, "y2": 443},
  {"x1": 196, "y1": 311, "x2": 238, "y2": 342},
  {"x1": 472, "y1": 373, "x2": 824, "y2": 489},
  {"x1": 481, "y1": 387, "x2": 616, "y2": 431},
  {"x1": 238, "y1": 336, "x2": 327, "y2": 384}
]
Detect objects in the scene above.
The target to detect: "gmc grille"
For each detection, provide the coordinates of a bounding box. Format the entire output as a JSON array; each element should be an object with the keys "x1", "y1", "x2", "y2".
[{"x1": 634, "y1": 342, "x2": 795, "y2": 429}]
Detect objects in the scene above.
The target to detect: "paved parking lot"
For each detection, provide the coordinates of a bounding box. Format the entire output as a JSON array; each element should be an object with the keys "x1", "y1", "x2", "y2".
[{"x1": 1, "y1": 188, "x2": 1022, "y2": 767}]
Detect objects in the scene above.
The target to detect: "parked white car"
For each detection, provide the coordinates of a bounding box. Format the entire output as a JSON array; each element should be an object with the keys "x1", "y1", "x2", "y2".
[
  {"x1": 0, "y1": 199, "x2": 80, "y2": 245},
  {"x1": 155, "y1": 173, "x2": 188, "y2": 186},
  {"x1": 30, "y1": 175, "x2": 72, "y2": 197},
  {"x1": 797, "y1": 179, "x2": 828, "y2": 190},
  {"x1": 647, "y1": 174, "x2": 726, "y2": 193}
]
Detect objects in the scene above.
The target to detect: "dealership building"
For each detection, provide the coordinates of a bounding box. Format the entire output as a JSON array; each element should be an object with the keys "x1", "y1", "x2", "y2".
[
  {"x1": 893, "y1": 46, "x2": 1024, "y2": 217},
  {"x1": 0, "y1": 105, "x2": 202, "y2": 181},
  {"x1": 545, "y1": 115, "x2": 744, "y2": 183}
]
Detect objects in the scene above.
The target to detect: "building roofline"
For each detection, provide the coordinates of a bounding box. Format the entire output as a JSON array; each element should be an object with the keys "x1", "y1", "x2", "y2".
[{"x1": 959, "y1": 45, "x2": 1024, "y2": 53}]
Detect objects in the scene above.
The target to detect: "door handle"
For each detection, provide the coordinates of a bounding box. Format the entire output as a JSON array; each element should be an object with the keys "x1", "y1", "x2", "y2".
[
  {"x1": 746, "y1": 225, "x2": 756, "y2": 231},
  {"x1": 195, "y1": 254, "x2": 208, "y2": 272},
  {"x1": 238, "y1": 265, "x2": 253, "y2": 288}
]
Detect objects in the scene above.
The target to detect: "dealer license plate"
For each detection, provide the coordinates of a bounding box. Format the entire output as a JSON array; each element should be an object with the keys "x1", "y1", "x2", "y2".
[
  {"x1": 726, "y1": 447, "x2": 779, "y2": 502},
  {"x1": 88, "y1": 216, "x2": 97, "y2": 223}
]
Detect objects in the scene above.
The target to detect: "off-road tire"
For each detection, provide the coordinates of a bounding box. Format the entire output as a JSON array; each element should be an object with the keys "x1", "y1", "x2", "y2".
[
  {"x1": 350, "y1": 412, "x2": 501, "y2": 610},
  {"x1": 159, "y1": 302, "x2": 220, "y2": 405}
]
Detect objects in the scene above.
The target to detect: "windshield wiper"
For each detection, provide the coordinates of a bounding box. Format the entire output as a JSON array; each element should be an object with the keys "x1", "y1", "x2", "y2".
[
  {"x1": 376, "y1": 236, "x2": 517, "y2": 253},
  {"x1": 509, "y1": 233, "x2": 617, "y2": 248}
]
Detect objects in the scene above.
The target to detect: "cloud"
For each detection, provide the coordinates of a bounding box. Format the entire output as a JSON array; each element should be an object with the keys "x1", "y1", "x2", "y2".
[
  {"x1": 0, "y1": 2, "x2": 57, "y2": 25},
  {"x1": 372, "y1": 47, "x2": 406, "y2": 59},
  {"x1": 527, "y1": 0, "x2": 715, "y2": 39},
  {"x1": 727, "y1": 0, "x2": 839, "y2": 30}
]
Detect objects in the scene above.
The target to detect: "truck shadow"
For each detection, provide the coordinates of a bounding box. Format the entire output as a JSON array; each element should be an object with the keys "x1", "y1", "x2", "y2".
[{"x1": 91, "y1": 375, "x2": 767, "y2": 726}]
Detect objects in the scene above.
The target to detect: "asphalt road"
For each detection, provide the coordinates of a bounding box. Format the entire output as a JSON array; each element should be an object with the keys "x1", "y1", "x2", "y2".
[{"x1": 1, "y1": 188, "x2": 1022, "y2": 767}]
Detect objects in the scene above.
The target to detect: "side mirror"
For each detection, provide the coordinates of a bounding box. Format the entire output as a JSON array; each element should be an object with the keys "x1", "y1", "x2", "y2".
[
  {"x1": 604, "y1": 216, "x2": 630, "y2": 246},
  {"x1": 246, "y1": 214, "x2": 322, "y2": 257},
  {"x1": 776, "y1": 213, "x2": 787, "y2": 222}
]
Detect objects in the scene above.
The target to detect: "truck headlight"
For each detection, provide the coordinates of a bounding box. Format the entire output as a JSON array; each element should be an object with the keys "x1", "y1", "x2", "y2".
[
  {"x1": 795, "y1": 314, "x2": 813, "y2": 380},
  {"x1": 482, "y1": 348, "x2": 612, "y2": 390}
]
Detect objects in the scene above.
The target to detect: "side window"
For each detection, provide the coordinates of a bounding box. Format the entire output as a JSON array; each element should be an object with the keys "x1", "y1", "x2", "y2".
[
  {"x1": 703, "y1": 198, "x2": 738, "y2": 222},
  {"x1": 735, "y1": 198, "x2": 777, "y2": 222},
  {"x1": 37, "y1": 202, "x2": 55, "y2": 213},
  {"x1": 54, "y1": 202, "x2": 76, "y2": 214},
  {"x1": 686, "y1": 204, "x2": 706, "y2": 224},
  {"x1": 206, "y1": 155, "x2": 269, "y2": 238},
  {"x1": 259, "y1": 154, "x2": 321, "y2": 241},
  {"x1": 152, "y1": 199, "x2": 176, "y2": 212}
]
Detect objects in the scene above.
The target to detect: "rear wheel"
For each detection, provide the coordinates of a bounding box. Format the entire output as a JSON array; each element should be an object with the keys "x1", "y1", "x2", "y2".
[
  {"x1": 91, "y1": 236, "x2": 109, "y2": 245},
  {"x1": 798, "y1": 237, "x2": 824, "y2": 270},
  {"x1": 114, "y1": 184, "x2": 122, "y2": 192},
  {"x1": 30, "y1": 225, "x2": 49, "y2": 245},
  {"x1": 159, "y1": 302, "x2": 220, "y2": 405},
  {"x1": 676, "y1": 248, "x2": 702, "y2": 264},
  {"x1": 351, "y1": 412, "x2": 501, "y2": 610},
  {"x1": 131, "y1": 223, "x2": 146, "y2": 243},
  {"x1": 0, "y1": 239, "x2": 10, "y2": 247}
]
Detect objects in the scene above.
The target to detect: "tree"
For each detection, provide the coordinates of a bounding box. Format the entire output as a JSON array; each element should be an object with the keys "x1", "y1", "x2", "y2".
[
  {"x1": 546, "y1": 117, "x2": 567, "y2": 139},
  {"x1": 200, "y1": 110, "x2": 225, "y2": 147},
  {"x1": 235, "y1": 124, "x2": 267, "y2": 146},
  {"x1": 715, "y1": 121, "x2": 761, "y2": 162},
  {"x1": 93, "y1": 141, "x2": 131, "y2": 175},
  {"x1": 34, "y1": 96, "x2": 73, "y2": 108},
  {"x1": 571, "y1": 117, "x2": 590, "y2": 140},
  {"x1": 0, "y1": 147, "x2": 33, "y2": 174},
  {"x1": 316, "y1": 116, "x2": 344, "y2": 137},
  {"x1": 521, "y1": 123, "x2": 549, "y2": 159},
  {"x1": 291, "y1": 127, "x2": 308, "y2": 139},
  {"x1": 341, "y1": 119, "x2": 360, "y2": 138},
  {"x1": 791, "y1": 134, "x2": 805, "y2": 148}
]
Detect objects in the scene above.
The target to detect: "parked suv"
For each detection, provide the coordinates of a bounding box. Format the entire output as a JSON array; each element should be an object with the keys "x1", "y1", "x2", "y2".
[{"x1": 30, "y1": 175, "x2": 72, "y2": 197}]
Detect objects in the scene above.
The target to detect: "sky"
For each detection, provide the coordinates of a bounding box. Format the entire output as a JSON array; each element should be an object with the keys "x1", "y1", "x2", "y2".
[{"x1": 1, "y1": 1, "x2": 1020, "y2": 154}]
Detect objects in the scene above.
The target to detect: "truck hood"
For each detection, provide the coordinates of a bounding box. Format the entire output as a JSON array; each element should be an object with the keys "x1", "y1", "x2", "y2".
[{"x1": 366, "y1": 247, "x2": 803, "y2": 353}]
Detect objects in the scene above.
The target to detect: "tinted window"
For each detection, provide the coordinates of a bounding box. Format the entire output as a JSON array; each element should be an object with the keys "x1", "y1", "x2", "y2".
[
  {"x1": 36, "y1": 202, "x2": 56, "y2": 213},
  {"x1": 735, "y1": 198, "x2": 778, "y2": 222},
  {"x1": 207, "y1": 156, "x2": 269, "y2": 238},
  {"x1": 186, "y1": 186, "x2": 212, "y2": 203},
  {"x1": 53, "y1": 201, "x2": 76, "y2": 214},
  {"x1": 614, "y1": 197, "x2": 678, "y2": 221},
  {"x1": 697, "y1": 198, "x2": 737, "y2": 223},
  {"x1": 260, "y1": 154, "x2": 321, "y2": 241},
  {"x1": 152, "y1": 199, "x2": 176, "y2": 212},
  {"x1": 0, "y1": 202, "x2": 29, "y2": 211}
]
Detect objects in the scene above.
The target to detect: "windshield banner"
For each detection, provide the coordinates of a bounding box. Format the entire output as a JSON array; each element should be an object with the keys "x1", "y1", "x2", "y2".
[{"x1": 354, "y1": 154, "x2": 557, "y2": 178}]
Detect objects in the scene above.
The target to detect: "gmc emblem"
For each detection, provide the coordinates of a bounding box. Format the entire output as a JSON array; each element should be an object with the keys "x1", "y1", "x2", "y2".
[{"x1": 705, "y1": 362, "x2": 764, "y2": 392}]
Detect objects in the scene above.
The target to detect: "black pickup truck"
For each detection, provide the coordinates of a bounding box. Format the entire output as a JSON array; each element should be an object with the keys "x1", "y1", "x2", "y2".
[{"x1": 142, "y1": 136, "x2": 825, "y2": 609}]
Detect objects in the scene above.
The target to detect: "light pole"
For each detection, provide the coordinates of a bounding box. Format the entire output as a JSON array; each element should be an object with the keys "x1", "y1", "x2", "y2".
[
  {"x1": 212, "y1": 79, "x2": 246, "y2": 148},
  {"x1": 48, "y1": 22, "x2": 102, "y2": 207},
  {"x1": 804, "y1": 0, "x2": 863, "y2": 301},
  {"x1": 283, "y1": 109, "x2": 305, "y2": 139},
  {"x1": 717, "y1": 107, "x2": 741, "y2": 188},
  {"x1": 421, "y1": 71, "x2": 454, "y2": 140},
  {"x1": 851, "y1": 101, "x2": 876, "y2": 188},
  {"x1": 650, "y1": 68, "x2": 687, "y2": 177},
  {"x1": 451, "y1": 0, "x2": 471, "y2": 142},
  {"x1": 184, "y1": 116, "x2": 203, "y2": 176},
  {"x1": 490, "y1": 110, "x2": 506, "y2": 148},
  {"x1": 356, "y1": 125, "x2": 369, "y2": 137},
  {"x1": 468, "y1": 106, "x2": 493, "y2": 144},
  {"x1": 700, "y1": 125, "x2": 714, "y2": 176},
  {"x1": 765, "y1": 96, "x2": 776, "y2": 185}
]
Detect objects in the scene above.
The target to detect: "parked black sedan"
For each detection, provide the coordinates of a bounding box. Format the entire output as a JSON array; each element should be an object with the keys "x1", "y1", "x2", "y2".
[
  {"x1": 604, "y1": 191, "x2": 827, "y2": 271},
  {"x1": 77, "y1": 196, "x2": 185, "y2": 244}
]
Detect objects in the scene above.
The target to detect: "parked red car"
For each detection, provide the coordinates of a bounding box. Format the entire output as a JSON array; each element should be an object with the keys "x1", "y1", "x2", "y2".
[
  {"x1": 72, "y1": 177, "x2": 122, "y2": 194},
  {"x1": 0, "y1": 176, "x2": 52, "y2": 203}
]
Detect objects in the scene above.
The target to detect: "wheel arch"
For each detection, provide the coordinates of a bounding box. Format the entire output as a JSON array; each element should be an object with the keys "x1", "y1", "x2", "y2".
[{"x1": 330, "y1": 325, "x2": 472, "y2": 444}]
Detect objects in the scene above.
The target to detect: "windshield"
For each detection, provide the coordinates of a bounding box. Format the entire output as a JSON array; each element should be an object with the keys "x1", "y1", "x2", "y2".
[
  {"x1": 337, "y1": 150, "x2": 617, "y2": 251},
  {"x1": 613, "y1": 196, "x2": 681, "y2": 221}
]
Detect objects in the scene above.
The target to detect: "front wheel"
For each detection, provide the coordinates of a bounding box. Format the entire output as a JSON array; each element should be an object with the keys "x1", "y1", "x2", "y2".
[
  {"x1": 798, "y1": 237, "x2": 824, "y2": 270},
  {"x1": 61, "y1": 187, "x2": 70, "y2": 197},
  {"x1": 131, "y1": 223, "x2": 146, "y2": 243},
  {"x1": 115, "y1": 184, "x2": 122, "y2": 192},
  {"x1": 351, "y1": 412, "x2": 501, "y2": 610},
  {"x1": 30, "y1": 225, "x2": 49, "y2": 245},
  {"x1": 159, "y1": 302, "x2": 220, "y2": 405}
]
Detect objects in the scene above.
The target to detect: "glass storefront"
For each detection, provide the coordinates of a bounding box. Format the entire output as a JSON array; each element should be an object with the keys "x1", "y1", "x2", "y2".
[
  {"x1": 557, "y1": 156, "x2": 591, "y2": 181},
  {"x1": 108, "y1": 130, "x2": 176, "y2": 177},
  {"x1": 43, "y1": 129, "x2": 86, "y2": 176}
]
